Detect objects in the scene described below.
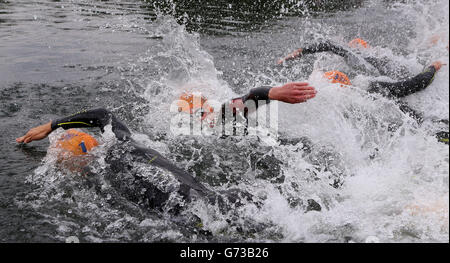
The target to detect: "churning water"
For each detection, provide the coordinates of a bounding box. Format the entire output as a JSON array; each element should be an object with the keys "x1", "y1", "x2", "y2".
[{"x1": 0, "y1": 0, "x2": 448, "y2": 242}]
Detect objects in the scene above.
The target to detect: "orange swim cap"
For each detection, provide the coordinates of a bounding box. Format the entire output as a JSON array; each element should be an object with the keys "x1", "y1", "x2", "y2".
[
  {"x1": 323, "y1": 71, "x2": 352, "y2": 86},
  {"x1": 177, "y1": 92, "x2": 214, "y2": 116},
  {"x1": 348, "y1": 38, "x2": 369, "y2": 49},
  {"x1": 57, "y1": 129, "x2": 99, "y2": 157}
]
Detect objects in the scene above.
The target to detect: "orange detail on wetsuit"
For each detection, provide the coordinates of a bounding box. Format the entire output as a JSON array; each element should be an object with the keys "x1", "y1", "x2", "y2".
[
  {"x1": 324, "y1": 71, "x2": 352, "y2": 86},
  {"x1": 348, "y1": 38, "x2": 369, "y2": 49},
  {"x1": 57, "y1": 129, "x2": 99, "y2": 156}
]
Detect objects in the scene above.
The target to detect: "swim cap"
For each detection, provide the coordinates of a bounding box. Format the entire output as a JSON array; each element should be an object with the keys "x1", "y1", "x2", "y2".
[
  {"x1": 323, "y1": 71, "x2": 352, "y2": 86},
  {"x1": 348, "y1": 38, "x2": 369, "y2": 49},
  {"x1": 178, "y1": 92, "x2": 214, "y2": 116},
  {"x1": 56, "y1": 129, "x2": 99, "y2": 157}
]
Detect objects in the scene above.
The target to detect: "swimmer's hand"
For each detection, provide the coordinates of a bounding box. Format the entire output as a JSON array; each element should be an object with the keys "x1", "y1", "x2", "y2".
[
  {"x1": 16, "y1": 122, "x2": 52, "y2": 144},
  {"x1": 277, "y1": 48, "x2": 303, "y2": 65},
  {"x1": 431, "y1": 61, "x2": 446, "y2": 71},
  {"x1": 269, "y1": 82, "x2": 317, "y2": 104}
]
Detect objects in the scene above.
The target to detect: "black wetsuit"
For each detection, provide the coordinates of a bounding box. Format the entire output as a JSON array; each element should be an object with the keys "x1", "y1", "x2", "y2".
[
  {"x1": 291, "y1": 41, "x2": 448, "y2": 143},
  {"x1": 300, "y1": 40, "x2": 411, "y2": 78},
  {"x1": 298, "y1": 41, "x2": 438, "y2": 100},
  {"x1": 236, "y1": 42, "x2": 436, "y2": 120},
  {"x1": 214, "y1": 86, "x2": 273, "y2": 137},
  {"x1": 51, "y1": 108, "x2": 251, "y2": 211}
]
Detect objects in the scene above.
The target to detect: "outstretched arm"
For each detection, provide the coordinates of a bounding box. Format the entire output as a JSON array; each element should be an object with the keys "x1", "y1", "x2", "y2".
[
  {"x1": 200, "y1": 83, "x2": 317, "y2": 133},
  {"x1": 278, "y1": 41, "x2": 350, "y2": 64},
  {"x1": 230, "y1": 82, "x2": 317, "y2": 109},
  {"x1": 278, "y1": 41, "x2": 379, "y2": 75},
  {"x1": 214, "y1": 82, "x2": 317, "y2": 124},
  {"x1": 16, "y1": 121, "x2": 53, "y2": 144},
  {"x1": 16, "y1": 108, "x2": 131, "y2": 144}
]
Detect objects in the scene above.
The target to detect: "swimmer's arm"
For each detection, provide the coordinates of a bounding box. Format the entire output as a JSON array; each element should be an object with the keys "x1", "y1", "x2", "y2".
[
  {"x1": 409, "y1": 65, "x2": 439, "y2": 91},
  {"x1": 16, "y1": 108, "x2": 132, "y2": 144},
  {"x1": 16, "y1": 122, "x2": 53, "y2": 144},
  {"x1": 50, "y1": 108, "x2": 111, "y2": 131},
  {"x1": 16, "y1": 108, "x2": 111, "y2": 144},
  {"x1": 278, "y1": 41, "x2": 349, "y2": 64},
  {"x1": 50, "y1": 108, "x2": 131, "y2": 140},
  {"x1": 369, "y1": 62, "x2": 443, "y2": 98},
  {"x1": 214, "y1": 83, "x2": 316, "y2": 128},
  {"x1": 301, "y1": 41, "x2": 349, "y2": 57},
  {"x1": 228, "y1": 82, "x2": 317, "y2": 112},
  {"x1": 266, "y1": 82, "x2": 317, "y2": 103}
]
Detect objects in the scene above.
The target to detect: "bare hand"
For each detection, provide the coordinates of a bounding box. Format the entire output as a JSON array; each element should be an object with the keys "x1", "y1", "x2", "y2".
[
  {"x1": 431, "y1": 61, "x2": 446, "y2": 71},
  {"x1": 277, "y1": 48, "x2": 303, "y2": 65},
  {"x1": 269, "y1": 82, "x2": 317, "y2": 104},
  {"x1": 16, "y1": 122, "x2": 53, "y2": 144}
]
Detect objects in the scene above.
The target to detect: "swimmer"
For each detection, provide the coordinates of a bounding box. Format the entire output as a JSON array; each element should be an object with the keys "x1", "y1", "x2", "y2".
[
  {"x1": 16, "y1": 82, "x2": 317, "y2": 211},
  {"x1": 278, "y1": 38, "x2": 447, "y2": 79},
  {"x1": 17, "y1": 108, "x2": 217, "y2": 211},
  {"x1": 278, "y1": 38, "x2": 448, "y2": 143}
]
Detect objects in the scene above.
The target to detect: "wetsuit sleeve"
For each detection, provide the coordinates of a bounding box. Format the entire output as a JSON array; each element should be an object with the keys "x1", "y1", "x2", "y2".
[
  {"x1": 51, "y1": 108, "x2": 131, "y2": 141},
  {"x1": 368, "y1": 66, "x2": 437, "y2": 98},
  {"x1": 239, "y1": 86, "x2": 272, "y2": 104},
  {"x1": 301, "y1": 41, "x2": 350, "y2": 57},
  {"x1": 226, "y1": 86, "x2": 272, "y2": 114},
  {"x1": 299, "y1": 41, "x2": 379, "y2": 75},
  {"x1": 215, "y1": 86, "x2": 273, "y2": 136}
]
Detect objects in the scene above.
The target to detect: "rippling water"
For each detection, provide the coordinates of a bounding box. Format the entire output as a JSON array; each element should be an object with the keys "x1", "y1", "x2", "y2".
[{"x1": 0, "y1": 0, "x2": 448, "y2": 242}]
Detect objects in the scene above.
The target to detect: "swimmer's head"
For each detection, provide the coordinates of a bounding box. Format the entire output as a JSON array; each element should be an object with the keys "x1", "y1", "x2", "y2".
[
  {"x1": 56, "y1": 129, "x2": 99, "y2": 158},
  {"x1": 177, "y1": 92, "x2": 214, "y2": 120},
  {"x1": 348, "y1": 38, "x2": 369, "y2": 49},
  {"x1": 323, "y1": 71, "x2": 352, "y2": 87}
]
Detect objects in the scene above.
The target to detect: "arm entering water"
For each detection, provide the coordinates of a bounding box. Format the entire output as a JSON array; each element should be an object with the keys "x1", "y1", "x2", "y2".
[
  {"x1": 16, "y1": 108, "x2": 131, "y2": 144},
  {"x1": 224, "y1": 82, "x2": 317, "y2": 114},
  {"x1": 277, "y1": 41, "x2": 351, "y2": 64},
  {"x1": 210, "y1": 83, "x2": 316, "y2": 134},
  {"x1": 278, "y1": 40, "x2": 379, "y2": 75},
  {"x1": 50, "y1": 108, "x2": 132, "y2": 141}
]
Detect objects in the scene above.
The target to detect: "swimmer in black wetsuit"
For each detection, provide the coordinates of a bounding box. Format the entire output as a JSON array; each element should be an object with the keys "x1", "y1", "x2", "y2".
[
  {"x1": 175, "y1": 81, "x2": 317, "y2": 137},
  {"x1": 278, "y1": 39, "x2": 412, "y2": 78},
  {"x1": 278, "y1": 39, "x2": 448, "y2": 143},
  {"x1": 16, "y1": 82, "x2": 317, "y2": 211},
  {"x1": 278, "y1": 39, "x2": 445, "y2": 100},
  {"x1": 17, "y1": 108, "x2": 218, "y2": 210}
]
